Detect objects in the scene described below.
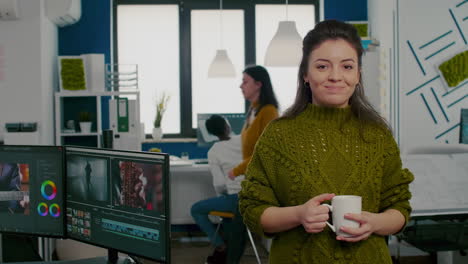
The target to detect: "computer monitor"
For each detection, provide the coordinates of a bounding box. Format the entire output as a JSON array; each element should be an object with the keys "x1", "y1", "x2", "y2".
[
  {"x1": 197, "y1": 113, "x2": 245, "y2": 147},
  {"x1": 0, "y1": 145, "x2": 65, "y2": 237},
  {"x1": 460, "y1": 108, "x2": 468, "y2": 144},
  {"x1": 65, "y1": 146, "x2": 170, "y2": 263}
]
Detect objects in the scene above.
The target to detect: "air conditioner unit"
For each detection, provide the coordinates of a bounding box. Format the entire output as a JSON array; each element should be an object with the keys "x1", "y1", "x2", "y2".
[
  {"x1": 45, "y1": 0, "x2": 81, "y2": 27},
  {"x1": 0, "y1": 0, "x2": 20, "y2": 20}
]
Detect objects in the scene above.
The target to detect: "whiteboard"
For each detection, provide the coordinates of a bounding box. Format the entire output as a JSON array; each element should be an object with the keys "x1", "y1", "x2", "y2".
[{"x1": 398, "y1": 0, "x2": 468, "y2": 150}]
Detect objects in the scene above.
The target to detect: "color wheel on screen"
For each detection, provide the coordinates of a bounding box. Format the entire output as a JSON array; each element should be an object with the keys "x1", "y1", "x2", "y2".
[
  {"x1": 41, "y1": 180, "x2": 57, "y2": 200},
  {"x1": 37, "y1": 202, "x2": 48, "y2": 216},
  {"x1": 49, "y1": 203, "x2": 61, "y2": 218}
]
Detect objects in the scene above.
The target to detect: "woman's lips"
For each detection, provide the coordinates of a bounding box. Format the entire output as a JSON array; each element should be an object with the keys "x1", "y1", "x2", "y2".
[{"x1": 324, "y1": 85, "x2": 344, "y2": 92}]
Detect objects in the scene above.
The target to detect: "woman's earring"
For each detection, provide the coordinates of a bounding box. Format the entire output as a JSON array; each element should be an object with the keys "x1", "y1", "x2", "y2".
[{"x1": 304, "y1": 81, "x2": 310, "y2": 88}]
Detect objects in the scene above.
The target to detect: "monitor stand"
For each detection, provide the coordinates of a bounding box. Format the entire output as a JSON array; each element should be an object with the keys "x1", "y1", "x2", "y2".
[
  {"x1": 107, "y1": 249, "x2": 143, "y2": 264},
  {"x1": 107, "y1": 249, "x2": 118, "y2": 264}
]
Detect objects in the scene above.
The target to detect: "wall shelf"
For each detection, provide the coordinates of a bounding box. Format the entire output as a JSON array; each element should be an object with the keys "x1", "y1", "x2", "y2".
[
  {"x1": 54, "y1": 90, "x2": 140, "y2": 147},
  {"x1": 59, "y1": 132, "x2": 100, "y2": 136}
]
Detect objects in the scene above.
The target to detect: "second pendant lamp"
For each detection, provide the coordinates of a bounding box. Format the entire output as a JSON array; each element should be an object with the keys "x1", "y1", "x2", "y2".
[
  {"x1": 264, "y1": 0, "x2": 303, "y2": 67},
  {"x1": 207, "y1": 0, "x2": 236, "y2": 78}
]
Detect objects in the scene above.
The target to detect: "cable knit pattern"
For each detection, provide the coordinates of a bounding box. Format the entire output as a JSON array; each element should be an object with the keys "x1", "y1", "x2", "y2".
[{"x1": 239, "y1": 104, "x2": 414, "y2": 264}]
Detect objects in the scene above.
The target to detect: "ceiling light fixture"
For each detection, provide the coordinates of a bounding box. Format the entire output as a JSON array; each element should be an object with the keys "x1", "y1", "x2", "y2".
[
  {"x1": 264, "y1": 0, "x2": 302, "y2": 67},
  {"x1": 208, "y1": 0, "x2": 236, "y2": 78}
]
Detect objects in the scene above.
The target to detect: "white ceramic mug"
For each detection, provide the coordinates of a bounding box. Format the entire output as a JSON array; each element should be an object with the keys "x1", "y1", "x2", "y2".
[{"x1": 323, "y1": 195, "x2": 362, "y2": 237}]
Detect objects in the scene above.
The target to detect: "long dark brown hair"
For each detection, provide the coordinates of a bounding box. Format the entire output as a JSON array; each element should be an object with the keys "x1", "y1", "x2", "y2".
[
  {"x1": 243, "y1": 65, "x2": 279, "y2": 115},
  {"x1": 282, "y1": 20, "x2": 390, "y2": 132}
]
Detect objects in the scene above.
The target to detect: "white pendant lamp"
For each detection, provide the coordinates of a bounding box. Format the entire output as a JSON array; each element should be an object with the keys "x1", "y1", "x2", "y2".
[
  {"x1": 208, "y1": 0, "x2": 236, "y2": 78},
  {"x1": 208, "y1": 49, "x2": 236, "y2": 78},
  {"x1": 264, "y1": 1, "x2": 302, "y2": 67}
]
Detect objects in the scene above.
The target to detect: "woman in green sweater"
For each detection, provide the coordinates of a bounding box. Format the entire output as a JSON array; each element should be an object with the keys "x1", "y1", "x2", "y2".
[{"x1": 238, "y1": 20, "x2": 414, "y2": 264}]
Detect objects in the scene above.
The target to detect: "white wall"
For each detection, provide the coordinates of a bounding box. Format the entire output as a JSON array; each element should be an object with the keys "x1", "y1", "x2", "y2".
[
  {"x1": 0, "y1": 0, "x2": 57, "y2": 144},
  {"x1": 367, "y1": 0, "x2": 398, "y2": 135},
  {"x1": 362, "y1": 49, "x2": 384, "y2": 117},
  {"x1": 40, "y1": 1, "x2": 58, "y2": 144}
]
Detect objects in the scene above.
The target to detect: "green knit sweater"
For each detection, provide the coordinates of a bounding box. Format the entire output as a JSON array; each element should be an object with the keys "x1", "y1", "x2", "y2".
[{"x1": 239, "y1": 104, "x2": 414, "y2": 264}]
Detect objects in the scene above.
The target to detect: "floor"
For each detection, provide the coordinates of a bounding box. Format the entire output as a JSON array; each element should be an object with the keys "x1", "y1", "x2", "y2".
[
  {"x1": 150, "y1": 233, "x2": 434, "y2": 264},
  {"x1": 55, "y1": 231, "x2": 270, "y2": 264},
  {"x1": 54, "y1": 231, "x2": 464, "y2": 264},
  {"x1": 166, "y1": 232, "x2": 270, "y2": 264}
]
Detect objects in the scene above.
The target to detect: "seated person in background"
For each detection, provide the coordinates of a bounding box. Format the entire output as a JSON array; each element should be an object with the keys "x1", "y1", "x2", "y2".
[{"x1": 191, "y1": 115, "x2": 245, "y2": 264}]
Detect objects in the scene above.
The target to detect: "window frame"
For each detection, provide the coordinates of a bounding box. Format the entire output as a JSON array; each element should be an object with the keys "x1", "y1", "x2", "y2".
[{"x1": 113, "y1": 0, "x2": 320, "y2": 138}]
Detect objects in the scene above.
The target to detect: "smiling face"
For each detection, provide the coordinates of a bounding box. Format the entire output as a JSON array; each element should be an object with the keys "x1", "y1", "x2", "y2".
[
  {"x1": 240, "y1": 73, "x2": 261, "y2": 103},
  {"x1": 303, "y1": 39, "x2": 360, "y2": 108}
]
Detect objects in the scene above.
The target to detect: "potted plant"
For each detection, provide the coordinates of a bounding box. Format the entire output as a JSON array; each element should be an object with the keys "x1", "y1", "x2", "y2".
[
  {"x1": 78, "y1": 111, "x2": 93, "y2": 133},
  {"x1": 153, "y1": 93, "x2": 170, "y2": 140}
]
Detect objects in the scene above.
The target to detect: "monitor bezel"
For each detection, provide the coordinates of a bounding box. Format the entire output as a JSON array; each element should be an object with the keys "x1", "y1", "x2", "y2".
[
  {"x1": 0, "y1": 145, "x2": 67, "y2": 239},
  {"x1": 64, "y1": 146, "x2": 171, "y2": 263}
]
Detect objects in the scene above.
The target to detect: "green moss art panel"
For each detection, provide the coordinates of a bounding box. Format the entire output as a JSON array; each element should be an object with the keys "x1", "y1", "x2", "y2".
[
  {"x1": 438, "y1": 50, "x2": 468, "y2": 88},
  {"x1": 60, "y1": 58, "x2": 86, "y2": 91},
  {"x1": 351, "y1": 23, "x2": 368, "y2": 38}
]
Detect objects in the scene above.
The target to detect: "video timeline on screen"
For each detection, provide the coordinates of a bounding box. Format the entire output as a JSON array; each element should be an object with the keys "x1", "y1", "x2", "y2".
[{"x1": 101, "y1": 218, "x2": 160, "y2": 242}]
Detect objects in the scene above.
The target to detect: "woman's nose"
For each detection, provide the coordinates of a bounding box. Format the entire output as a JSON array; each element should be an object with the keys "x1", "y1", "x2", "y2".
[{"x1": 328, "y1": 67, "x2": 342, "y2": 81}]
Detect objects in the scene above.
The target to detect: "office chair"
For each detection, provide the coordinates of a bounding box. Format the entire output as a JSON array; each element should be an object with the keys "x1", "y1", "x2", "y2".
[{"x1": 209, "y1": 211, "x2": 262, "y2": 264}]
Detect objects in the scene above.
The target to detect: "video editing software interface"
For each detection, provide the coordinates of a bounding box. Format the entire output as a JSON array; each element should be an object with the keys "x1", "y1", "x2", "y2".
[
  {"x1": 0, "y1": 145, "x2": 65, "y2": 237},
  {"x1": 65, "y1": 147, "x2": 170, "y2": 263}
]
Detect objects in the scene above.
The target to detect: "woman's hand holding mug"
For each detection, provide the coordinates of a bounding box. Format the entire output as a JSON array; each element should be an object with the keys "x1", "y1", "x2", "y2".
[
  {"x1": 336, "y1": 211, "x2": 379, "y2": 242},
  {"x1": 298, "y1": 193, "x2": 335, "y2": 233},
  {"x1": 321, "y1": 195, "x2": 378, "y2": 242}
]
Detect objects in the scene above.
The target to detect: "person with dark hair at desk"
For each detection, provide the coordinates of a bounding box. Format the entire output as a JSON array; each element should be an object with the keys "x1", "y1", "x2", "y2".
[{"x1": 191, "y1": 115, "x2": 244, "y2": 264}]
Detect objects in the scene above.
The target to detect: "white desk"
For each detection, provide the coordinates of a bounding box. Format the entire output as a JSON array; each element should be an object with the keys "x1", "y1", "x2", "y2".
[{"x1": 170, "y1": 163, "x2": 216, "y2": 225}]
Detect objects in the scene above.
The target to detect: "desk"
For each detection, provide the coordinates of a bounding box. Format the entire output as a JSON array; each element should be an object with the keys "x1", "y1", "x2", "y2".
[
  {"x1": 170, "y1": 163, "x2": 216, "y2": 225},
  {"x1": 398, "y1": 153, "x2": 468, "y2": 259}
]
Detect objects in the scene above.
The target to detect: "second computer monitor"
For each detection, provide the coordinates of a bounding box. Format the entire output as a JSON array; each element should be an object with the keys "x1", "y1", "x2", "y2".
[
  {"x1": 65, "y1": 146, "x2": 170, "y2": 263},
  {"x1": 0, "y1": 145, "x2": 65, "y2": 237},
  {"x1": 197, "y1": 113, "x2": 245, "y2": 147}
]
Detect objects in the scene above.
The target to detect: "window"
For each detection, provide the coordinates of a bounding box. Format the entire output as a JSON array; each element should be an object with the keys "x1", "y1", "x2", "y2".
[
  {"x1": 191, "y1": 10, "x2": 245, "y2": 128},
  {"x1": 256, "y1": 5, "x2": 316, "y2": 113},
  {"x1": 117, "y1": 5, "x2": 180, "y2": 134},
  {"x1": 114, "y1": 0, "x2": 319, "y2": 138}
]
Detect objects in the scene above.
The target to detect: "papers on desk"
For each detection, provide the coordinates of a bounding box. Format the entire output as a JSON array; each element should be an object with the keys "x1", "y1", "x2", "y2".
[
  {"x1": 170, "y1": 155, "x2": 194, "y2": 167},
  {"x1": 403, "y1": 153, "x2": 468, "y2": 216},
  {"x1": 171, "y1": 160, "x2": 194, "y2": 166}
]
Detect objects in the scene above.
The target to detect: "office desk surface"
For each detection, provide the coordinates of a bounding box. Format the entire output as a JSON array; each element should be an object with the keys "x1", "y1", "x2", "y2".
[{"x1": 170, "y1": 164, "x2": 216, "y2": 225}]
